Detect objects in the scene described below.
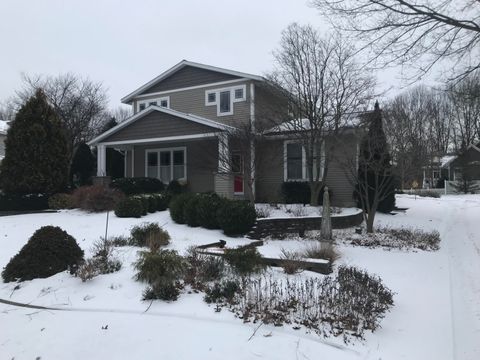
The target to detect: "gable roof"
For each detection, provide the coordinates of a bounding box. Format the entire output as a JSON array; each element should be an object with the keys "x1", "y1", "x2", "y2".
[
  {"x1": 121, "y1": 60, "x2": 264, "y2": 104},
  {"x1": 88, "y1": 106, "x2": 236, "y2": 146}
]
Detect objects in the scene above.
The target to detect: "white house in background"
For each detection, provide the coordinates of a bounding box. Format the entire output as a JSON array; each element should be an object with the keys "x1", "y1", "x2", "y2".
[{"x1": 0, "y1": 120, "x2": 9, "y2": 162}]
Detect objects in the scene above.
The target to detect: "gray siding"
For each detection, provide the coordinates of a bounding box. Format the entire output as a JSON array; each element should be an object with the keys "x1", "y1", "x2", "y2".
[
  {"x1": 254, "y1": 82, "x2": 289, "y2": 132},
  {"x1": 140, "y1": 66, "x2": 241, "y2": 95},
  {"x1": 134, "y1": 81, "x2": 252, "y2": 128},
  {"x1": 129, "y1": 139, "x2": 218, "y2": 193},
  {"x1": 255, "y1": 134, "x2": 358, "y2": 206},
  {"x1": 102, "y1": 112, "x2": 217, "y2": 143}
]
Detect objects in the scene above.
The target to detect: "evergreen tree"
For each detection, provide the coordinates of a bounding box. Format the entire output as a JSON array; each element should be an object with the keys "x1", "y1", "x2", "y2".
[
  {"x1": 0, "y1": 89, "x2": 69, "y2": 194},
  {"x1": 70, "y1": 142, "x2": 95, "y2": 186},
  {"x1": 355, "y1": 102, "x2": 395, "y2": 232}
]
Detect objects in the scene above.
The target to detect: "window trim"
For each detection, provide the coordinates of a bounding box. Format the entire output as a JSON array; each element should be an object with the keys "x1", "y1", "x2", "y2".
[
  {"x1": 137, "y1": 96, "x2": 170, "y2": 112},
  {"x1": 145, "y1": 146, "x2": 187, "y2": 183},
  {"x1": 205, "y1": 84, "x2": 246, "y2": 116},
  {"x1": 283, "y1": 140, "x2": 325, "y2": 182}
]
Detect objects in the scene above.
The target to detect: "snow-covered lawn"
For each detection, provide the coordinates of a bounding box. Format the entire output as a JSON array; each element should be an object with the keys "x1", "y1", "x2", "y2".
[
  {"x1": 1, "y1": 194, "x2": 479, "y2": 359},
  {"x1": 255, "y1": 202, "x2": 360, "y2": 218}
]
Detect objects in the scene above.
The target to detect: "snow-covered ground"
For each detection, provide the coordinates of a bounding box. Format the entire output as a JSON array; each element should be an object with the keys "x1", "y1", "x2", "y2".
[
  {"x1": 255, "y1": 203, "x2": 361, "y2": 218},
  {"x1": 1, "y1": 194, "x2": 479, "y2": 360}
]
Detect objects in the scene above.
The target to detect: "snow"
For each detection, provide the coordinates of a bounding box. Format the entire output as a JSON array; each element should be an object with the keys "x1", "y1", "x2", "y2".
[
  {"x1": 441, "y1": 155, "x2": 457, "y2": 168},
  {"x1": 0, "y1": 119, "x2": 9, "y2": 134},
  {"x1": 255, "y1": 203, "x2": 361, "y2": 219},
  {"x1": 1, "y1": 195, "x2": 480, "y2": 359}
]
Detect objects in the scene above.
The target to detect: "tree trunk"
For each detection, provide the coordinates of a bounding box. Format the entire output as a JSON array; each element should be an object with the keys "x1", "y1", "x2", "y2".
[{"x1": 310, "y1": 182, "x2": 322, "y2": 206}]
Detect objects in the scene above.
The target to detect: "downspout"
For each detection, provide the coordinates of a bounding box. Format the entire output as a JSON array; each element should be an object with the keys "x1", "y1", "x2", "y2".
[{"x1": 250, "y1": 82, "x2": 256, "y2": 200}]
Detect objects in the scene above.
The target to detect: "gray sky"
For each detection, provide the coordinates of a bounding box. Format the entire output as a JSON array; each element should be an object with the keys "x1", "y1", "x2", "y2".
[{"x1": 0, "y1": 0, "x2": 435, "y2": 110}]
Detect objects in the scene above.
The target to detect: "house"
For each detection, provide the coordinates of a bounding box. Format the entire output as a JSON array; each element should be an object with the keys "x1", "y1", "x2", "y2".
[
  {"x1": 88, "y1": 60, "x2": 363, "y2": 206},
  {"x1": 0, "y1": 120, "x2": 9, "y2": 162},
  {"x1": 442, "y1": 143, "x2": 480, "y2": 193}
]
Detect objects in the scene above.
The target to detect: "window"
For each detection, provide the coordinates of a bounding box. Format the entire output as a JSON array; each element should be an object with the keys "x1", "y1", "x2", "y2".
[
  {"x1": 286, "y1": 143, "x2": 303, "y2": 180},
  {"x1": 205, "y1": 85, "x2": 246, "y2": 116},
  {"x1": 234, "y1": 88, "x2": 244, "y2": 99},
  {"x1": 219, "y1": 91, "x2": 231, "y2": 114},
  {"x1": 433, "y1": 170, "x2": 440, "y2": 179},
  {"x1": 284, "y1": 141, "x2": 324, "y2": 181},
  {"x1": 137, "y1": 96, "x2": 170, "y2": 112},
  {"x1": 231, "y1": 153, "x2": 243, "y2": 174},
  {"x1": 207, "y1": 92, "x2": 216, "y2": 104},
  {"x1": 146, "y1": 147, "x2": 186, "y2": 183}
]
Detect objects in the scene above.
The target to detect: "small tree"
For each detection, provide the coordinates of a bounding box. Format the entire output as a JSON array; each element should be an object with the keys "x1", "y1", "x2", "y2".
[
  {"x1": 354, "y1": 102, "x2": 395, "y2": 233},
  {"x1": 0, "y1": 89, "x2": 69, "y2": 194},
  {"x1": 70, "y1": 142, "x2": 95, "y2": 187}
]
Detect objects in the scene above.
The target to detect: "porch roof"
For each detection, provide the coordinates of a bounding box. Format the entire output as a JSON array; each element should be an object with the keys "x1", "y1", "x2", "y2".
[{"x1": 88, "y1": 106, "x2": 236, "y2": 146}]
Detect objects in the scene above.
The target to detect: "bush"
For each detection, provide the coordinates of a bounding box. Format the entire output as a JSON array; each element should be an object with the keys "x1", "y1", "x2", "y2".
[
  {"x1": 154, "y1": 193, "x2": 169, "y2": 211},
  {"x1": 110, "y1": 177, "x2": 165, "y2": 196},
  {"x1": 130, "y1": 222, "x2": 170, "y2": 249},
  {"x1": 204, "y1": 280, "x2": 240, "y2": 304},
  {"x1": 0, "y1": 193, "x2": 49, "y2": 211},
  {"x1": 303, "y1": 243, "x2": 340, "y2": 263},
  {"x1": 217, "y1": 200, "x2": 257, "y2": 236},
  {"x1": 169, "y1": 193, "x2": 195, "y2": 224},
  {"x1": 134, "y1": 250, "x2": 187, "y2": 301},
  {"x1": 196, "y1": 193, "x2": 226, "y2": 229},
  {"x1": 48, "y1": 193, "x2": 75, "y2": 210},
  {"x1": 281, "y1": 182, "x2": 332, "y2": 205},
  {"x1": 147, "y1": 196, "x2": 157, "y2": 213},
  {"x1": 72, "y1": 185, "x2": 124, "y2": 212},
  {"x1": 184, "y1": 195, "x2": 202, "y2": 227},
  {"x1": 184, "y1": 246, "x2": 225, "y2": 287},
  {"x1": 114, "y1": 197, "x2": 144, "y2": 218},
  {"x1": 279, "y1": 248, "x2": 304, "y2": 274},
  {"x1": 166, "y1": 180, "x2": 186, "y2": 195},
  {"x1": 135, "y1": 196, "x2": 149, "y2": 216},
  {"x1": 224, "y1": 247, "x2": 264, "y2": 276},
  {"x1": 2, "y1": 226, "x2": 84, "y2": 282}
]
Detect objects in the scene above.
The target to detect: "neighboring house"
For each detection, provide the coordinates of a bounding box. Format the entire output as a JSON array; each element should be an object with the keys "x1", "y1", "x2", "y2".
[
  {"x1": 88, "y1": 60, "x2": 364, "y2": 206},
  {"x1": 0, "y1": 120, "x2": 9, "y2": 162}
]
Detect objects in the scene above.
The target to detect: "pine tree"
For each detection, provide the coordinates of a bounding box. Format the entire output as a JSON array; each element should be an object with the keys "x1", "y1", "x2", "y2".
[
  {"x1": 70, "y1": 142, "x2": 95, "y2": 186},
  {"x1": 355, "y1": 102, "x2": 395, "y2": 232},
  {"x1": 0, "y1": 89, "x2": 69, "y2": 194}
]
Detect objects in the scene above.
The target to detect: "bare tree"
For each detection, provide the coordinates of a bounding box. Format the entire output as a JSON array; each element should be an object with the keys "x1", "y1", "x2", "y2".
[
  {"x1": 447, "y1": 71, "x2": 480, "y2": 151},
  {"x1": 16, "y1": 73, "x2": 109, "y2": 162},
  {"x1": 313, "y1": 0, "x2": 480, "y2": 81},
  {"x1": 383, "y1": 85, "x2": 453, "y2": 188},
  {"x1": 269, "y1": 23, "x2": 375, "y2": 205}
]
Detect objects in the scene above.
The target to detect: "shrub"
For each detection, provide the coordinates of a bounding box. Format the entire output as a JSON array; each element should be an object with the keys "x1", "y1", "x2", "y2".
[
  {"x1": 184, "y1": 246, "x2": 225, "y2": 287},
  {"x1": 134, "y1": 195, "x2": 149, "y2": 216},
  {"x1": 90, "y1": 238, "x2": 122, "y2": 274},
  {"x1": 169, "y1": 193, "x2": 195, "y2": 224},
  {"x1": 204, "y1": 280, "x2": 240, "y2": 304},
  {"x1": 223, "y1": 247, "x2": 264, "y2": 276},
  {"x1": 107, "y1": 235, "x2": 130, "y2": 247},
  {"x1": 2, "y1": 226, "x2": 84, "y2": 282},
  {"x1": 0, "y1": 193, "x2": 49, "y2": 211},
  {"x1": 146, "y1": 196, "x2": 157, "y2": 213},
  {"x1": 303, "y1": 243, "x2": 340, "y2": 263},
  {"x1": 217, "y1": 200, "x2": 257, "y2": 236},
  {"x1": 110, "y1": 177, "x2": 165, "y2": 195},
  {"x1": 166, "y1": 180, "x2": 186, "y2": 195},
  {"x1": 48, "y1": 193, "x2": 75, "y2": 210},
  {"x1": 281, "y1": 182, "x2": 332, "y2": 205},
  {"x1": 196, "y1": 193, "x2": 226, "y2": 229},
  {"x1": 72, "y1": 185, "x2": 124, "y2": 212},
  {"x1": 134, "y1": 250, "x2": 187, "y2": 301},
  {"x1": 130, "y1": 222, "x2": 170, "y2": 248},
  {"x1": 279, "y1": 248, "x2": 304, "y2": 274},
  {"x1": 255, "y1": 204, "x2": 272, "y2": 219},
  {"x1": 154, "y1": 193, "x2": 169, "y2": 211},
  {"x1": 184, "y1": 195, "x2": 202, "y2": 227},
  {"x1": 114, "y1": 197, "x2": 144, "y2": 218}
]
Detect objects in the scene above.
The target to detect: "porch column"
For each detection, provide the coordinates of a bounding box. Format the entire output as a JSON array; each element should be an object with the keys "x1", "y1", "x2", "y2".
[
  {"x1": 97, "y1": 144, "x2": 106, "y2": 176},
  {"x1": 218, "y1": 133, "x2": 230, "y2": 172}
]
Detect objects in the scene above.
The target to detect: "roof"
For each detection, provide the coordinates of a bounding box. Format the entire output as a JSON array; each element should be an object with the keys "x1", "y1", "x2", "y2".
[
  {"x1": 264, "y1": 112, "x2": 370, "y2": 135},
  {"x1": 87, "y1": 106, "x2": 236, "y2": 146},
  {"x1": 121, "y1": 60, "x2": 265, "y2": 104},
  {"x1": 0, "y1": 120, "x2": 9, "y2": 135},
  {"x1": 440, "y1": 155, "x2": 457, "y2": 168}
]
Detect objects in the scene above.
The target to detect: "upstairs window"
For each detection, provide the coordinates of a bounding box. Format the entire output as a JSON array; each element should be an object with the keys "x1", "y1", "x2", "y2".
[
  {"x1": 137, "y1": 96, "x2": 170, "y2": 112},
  {"x1": 205, "y1": 85, "x2": 246, "y2": 116}
]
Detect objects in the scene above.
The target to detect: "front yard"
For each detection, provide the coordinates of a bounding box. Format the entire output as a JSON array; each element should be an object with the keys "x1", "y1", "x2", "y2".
[{"x1": 1, "y1": 194, "x2": 479, "y2": 360}]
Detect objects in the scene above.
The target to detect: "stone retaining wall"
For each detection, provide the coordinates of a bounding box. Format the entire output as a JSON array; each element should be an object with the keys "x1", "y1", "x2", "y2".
[{"x1": 247, "y1": 211, "x2": 364, "y2": 240}]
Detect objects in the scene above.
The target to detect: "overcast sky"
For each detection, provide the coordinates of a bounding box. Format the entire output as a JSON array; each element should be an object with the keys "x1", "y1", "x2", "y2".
[{"x1": 0, "y1": 0, "x2": 437, "y2": 110}]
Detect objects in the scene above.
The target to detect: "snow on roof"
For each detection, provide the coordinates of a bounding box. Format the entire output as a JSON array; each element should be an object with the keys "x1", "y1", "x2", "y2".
[
  {"x1": 0, "y1": 120, "x2": 9, "y2": 135},
  {"x1": 440, "y1": 155, "x2": 457, "y2": 168}
]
